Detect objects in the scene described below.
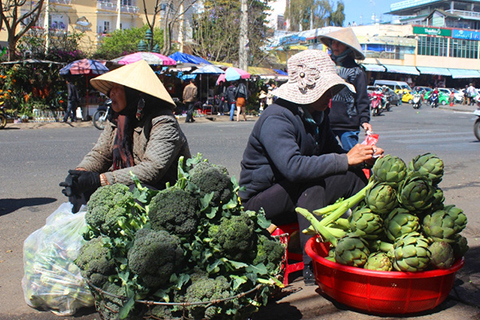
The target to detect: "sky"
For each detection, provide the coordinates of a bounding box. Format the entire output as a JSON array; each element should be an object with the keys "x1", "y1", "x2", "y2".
[{"x1": 342, "y1": 0, "x2": 400, "y2": 26}]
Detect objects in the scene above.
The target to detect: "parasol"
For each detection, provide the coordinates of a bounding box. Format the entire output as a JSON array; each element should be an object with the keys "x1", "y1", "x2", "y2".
[{"x1": 111, "y1": 52, "x2": 176, "y2": 66}]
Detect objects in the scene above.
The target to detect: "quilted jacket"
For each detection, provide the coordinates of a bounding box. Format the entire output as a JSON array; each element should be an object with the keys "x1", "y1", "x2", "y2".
[{"x1": 77, "y1": 107, "x2": 191, "y2": 189}]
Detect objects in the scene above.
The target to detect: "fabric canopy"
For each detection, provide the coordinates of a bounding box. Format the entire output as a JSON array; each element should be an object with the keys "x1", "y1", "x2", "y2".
[
  {"x1": 416, "y1": 66, "x2": 451, "y2": 76},
  {"x1": 383, "y1": 64, "x2": 420, "y2": 75},
  {"x1": 168, "y1": 52, "x2": 211, "y2": 65},
  {"x1": 362, "y1": 64, "x2": 386, "y2": 72},
  {"x1": 448, "y1": 68, "x2": 480, "y2": 78}
]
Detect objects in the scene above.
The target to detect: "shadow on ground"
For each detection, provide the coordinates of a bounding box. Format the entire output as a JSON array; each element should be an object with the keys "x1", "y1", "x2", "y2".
[{"x1": 0, "y1": 197, "x2": 57, "y2": 216}]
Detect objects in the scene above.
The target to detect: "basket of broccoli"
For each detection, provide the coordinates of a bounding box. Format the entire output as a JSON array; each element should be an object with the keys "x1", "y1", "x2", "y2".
[{"x1": 75, "y1": 154, "x2": 285, "y2": 320}]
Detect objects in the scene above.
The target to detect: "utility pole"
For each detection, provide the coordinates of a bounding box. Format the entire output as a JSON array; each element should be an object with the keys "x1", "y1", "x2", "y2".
[
  {"x1": 44, "y1": 0, "x2": 50, "y2": 55},
  {"x1": 116, "y1": 0, "x2": 121, "y2": 30},
  {"x1": 239, "y1": 0, "x2": 248, "y2": 71}
]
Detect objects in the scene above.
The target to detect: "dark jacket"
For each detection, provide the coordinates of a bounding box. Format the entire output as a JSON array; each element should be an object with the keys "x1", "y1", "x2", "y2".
[
  {"x1": 67, "y1": 82, "x2": 80, "y2": 102},
  {"x1": 239, "y1": 99, "x2": 348, "y2": 201},
  {"x1": 329, "y1": 56, "x2": 370, "y2": 131},
  {"x1": 226, "y1": 85, "x2": 237, "y2": 104}
]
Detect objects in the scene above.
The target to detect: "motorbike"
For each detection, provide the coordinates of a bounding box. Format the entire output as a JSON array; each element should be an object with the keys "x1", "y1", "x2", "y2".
[
  {"x1": 429, "y1": 92, "x2": 439, "y2": 108},
  {"x1": 412, "y1": 92, "x2": 422, "y2": 109},
  {"x1": 474, "y1": 108, "x2": 480, "y2": 141},
  {"x1": 92, "y1": 99, "x2": 112, "y2": 130},
  {"x1": 369, "y1": 90, "x2": 386, "y2": 117},
  {"x1": 0, "y1": 102, "x2": 18, "y2": 129}
]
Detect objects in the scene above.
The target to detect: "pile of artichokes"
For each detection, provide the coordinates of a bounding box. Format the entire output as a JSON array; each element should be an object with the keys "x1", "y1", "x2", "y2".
[{"x1": 297, "y1": 153, "x2": 468, "y2": 272}]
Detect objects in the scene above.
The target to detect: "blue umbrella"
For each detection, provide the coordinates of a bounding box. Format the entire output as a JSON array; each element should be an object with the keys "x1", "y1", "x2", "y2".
[{"x1": 59, "y1": 59, "x2": 109, "y2": 76}]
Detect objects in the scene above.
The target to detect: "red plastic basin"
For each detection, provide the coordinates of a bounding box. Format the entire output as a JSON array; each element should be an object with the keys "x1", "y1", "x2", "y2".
[{"x1": 305, "y1": 237, "x2": 464, "y2": 315}]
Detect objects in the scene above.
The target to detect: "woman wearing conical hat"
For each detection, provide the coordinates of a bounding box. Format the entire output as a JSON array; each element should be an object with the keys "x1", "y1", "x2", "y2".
[
  {"x1": 59, "y1": 60, "x2": 191, "y2": 212},
  {"x1": 319, "y1": 27, "x2": 373, "y2": 151}
]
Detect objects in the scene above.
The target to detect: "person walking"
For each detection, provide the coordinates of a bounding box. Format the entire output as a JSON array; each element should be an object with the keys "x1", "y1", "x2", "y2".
[
  {"x1": 235, "y1": 79, "x2": 248, "y2": 121},
  {"x1": 319, "y1": 27, "x2": 372, "y2": 151},
  {"x1": 63, "y1": 78, "x2": 80, "y2": 123},
  {"x1": 239, "y1": 49, "x2": 384, "y2": 285},
  {"x1": 466, "y1": 83, "x2": 476, "y2": 106},
  {"x1": 183, "y1": 79, "x2": 198, "y2": 123},
  {"x1": 226, "y1": 81, "x2": 237, "y2": 121}
]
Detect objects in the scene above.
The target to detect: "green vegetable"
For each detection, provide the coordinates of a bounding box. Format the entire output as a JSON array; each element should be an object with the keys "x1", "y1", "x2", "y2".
[
  {"x1": 429, "y1": 241, "x2": 455, "y2": 269},
  {"x1": 365, "y1": 182, "x2": 398, "y2": 216},
  {"x1": 252, "y1": 234, "x2": 285, "y2": 273},
  {"x1": 349, "y1": 206, "x2": 385, "y2": 240},
  {"x1": 422, "y1": 205, "x2": 467, "y2": 243},
  {"x1": 334, "y1": 234, "x2": 370, "y2": 267},
  {"x1": 189, "y1": 161, "x2": 233, "y2": 206},
  {"x1": 148, "y1": 188, "x2": 200, "y2": 237},
  {"x1": 392, "y1": 232, "x2": 431, "y2": 272},
  {"x1": 371, "y1": 154, "x2": 407, "y2": 187},
  {"x1": 127, "y1": 228, "x2": 185, "y2": 289},
  {"x1": 383, "y1": 207, "x2": 420, "y2": 242},
  {"x1": 74, "y1": 236, "x2": 116, "y2": 287},
  {"x1": 397, "y1": 175, "x2": 434, "y2": 212},
  {"x1": 408, "y1": 152, "x2": 444, "y2": 185},
  {"x1": 364, "y1": 252, "x2": 393, "y2": 271}
]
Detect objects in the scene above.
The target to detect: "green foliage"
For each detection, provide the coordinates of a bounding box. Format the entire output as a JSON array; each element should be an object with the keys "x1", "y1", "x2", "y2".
[
  {"x1": 285, "y1": 0, "x2": 345, "y2": 31},
  {"x1": 94, "y1": 25, "x2": 164, "y2": 60},
  {"x1": 77, "y1": 156, "x2": 283, "y2": 319}
]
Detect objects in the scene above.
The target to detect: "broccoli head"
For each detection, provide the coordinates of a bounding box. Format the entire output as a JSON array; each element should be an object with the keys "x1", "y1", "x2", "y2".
[
  {"x1": 148, "y1": 188, "x2": 200, "y2": 237},
  {"x1": 75, "y1": 236, "x2": 116, "y2": 287},
  {"x1": 207, "y1": 212, "x2": 257, "y2": 261},
  {"x1": 184, "y1": 272, "x2": 232, "y2": 319},
  {"x1": 86, "y1": 184, "x2": 137, "y2": 235},
  {"x1": 127, "y1": 228, "x2": 184, "y2": 289},
  {"x1": 252, "y1": 234, "x2": 285, "y2": 273},
  {"x1": 189, "y1": 161, "x2": 233, "y2": 205}
]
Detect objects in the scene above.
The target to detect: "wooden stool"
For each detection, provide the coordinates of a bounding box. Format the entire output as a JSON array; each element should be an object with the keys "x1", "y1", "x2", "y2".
[{"x1": 271, "y1": 222, "x2": 304, "y2": 285}]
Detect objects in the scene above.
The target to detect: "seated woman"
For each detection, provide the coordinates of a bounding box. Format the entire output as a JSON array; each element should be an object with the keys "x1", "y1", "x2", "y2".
[
  {"x1": 60, "y1": 60, "x2": 191, "y2": 212},
  {"x1": 239, "y1": 50, "x2": 384, "y2": 285}
]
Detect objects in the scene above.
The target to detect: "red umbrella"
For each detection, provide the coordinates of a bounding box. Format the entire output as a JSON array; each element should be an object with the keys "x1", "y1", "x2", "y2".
[{"x1": 59, "y1": 59, "x2": 109, "y2": 76}]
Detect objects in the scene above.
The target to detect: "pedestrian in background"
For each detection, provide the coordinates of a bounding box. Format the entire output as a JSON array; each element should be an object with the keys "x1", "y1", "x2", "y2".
[
  {"x1": 319, "y1": 27, "x2": 372, "y2": 151},
  {"x1": 466, "y1": 83, "x2": 476, "y2": 106},
  {"x1": 226, "y1": 81, "x2": 237, "y2": 121},
  {"x1": 63, "y1": 78, "x2": 80, "y2": 123},
  {"x1": 235, "y1": 79, "x2": 248, "y2": 122},
  {"x1": 183, "y1": 78, "x2": 198, "y2": 123}
]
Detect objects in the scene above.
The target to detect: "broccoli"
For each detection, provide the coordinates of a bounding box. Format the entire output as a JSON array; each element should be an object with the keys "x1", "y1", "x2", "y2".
[
  {"x1": 127, "y1": 228, "x2": 185, "y2": 289},
  {"x1": 148, "y1": 188, "x2": 200, "y2": 237},
  {"x1": 75, "y1": 236, "x2": 116, "y2": 287},
  {"x1": 252, "y1": 234, "x2": 285, "y2": 273},
  {"x1": 183, "y1": 272, "x2": 232, "y2": 319},
  {"x1": 189, "y1": 161, "x2": 233, "y2": 205},
  {"x1": 207, "y1": 212, "x2": 257, "y2": 261}
]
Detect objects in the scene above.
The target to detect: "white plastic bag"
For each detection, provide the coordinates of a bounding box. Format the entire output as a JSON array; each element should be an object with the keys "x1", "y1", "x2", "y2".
[{"x1": 22, "y1": 203, "x2": 95, "y2": 316}]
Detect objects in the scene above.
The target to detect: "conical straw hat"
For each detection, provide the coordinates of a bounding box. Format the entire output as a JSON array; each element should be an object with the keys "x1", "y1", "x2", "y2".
[
  {"x1": 319, "y1": 27, "x2": 365, "y2": 60},
  {"x1": 90, "y1": 60, "x2": 175, "y2": 107}
]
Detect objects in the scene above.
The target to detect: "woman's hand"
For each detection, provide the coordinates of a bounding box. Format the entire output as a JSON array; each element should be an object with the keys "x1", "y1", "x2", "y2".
[{"x1": 347, "y1": 144, "x2": 384, "y2": 166}]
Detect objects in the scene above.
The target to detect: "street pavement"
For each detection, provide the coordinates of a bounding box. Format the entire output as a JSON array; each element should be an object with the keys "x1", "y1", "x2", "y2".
[{"x1": 1, "y1": 102, "x2": 479, "y2": 320}]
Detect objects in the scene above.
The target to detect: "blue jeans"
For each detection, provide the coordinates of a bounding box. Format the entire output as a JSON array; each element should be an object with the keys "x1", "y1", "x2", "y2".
[
  {"x1": 333, "y1": 130, "x2": 360, "y2": 151},
  {"x1": 229, "y1": 103, "x2": 236, "y2": 121}
]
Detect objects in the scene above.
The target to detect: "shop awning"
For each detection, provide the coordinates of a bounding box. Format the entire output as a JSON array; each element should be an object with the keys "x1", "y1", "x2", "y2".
[
  {"x1": 448, "y1": 68, "x2": 480, "y2": 78},
  {"x1": 416, "y1": 66, "x2": 451, "y2": 76},
  {"x1": 362, "y1": 64, "x2": 386, "y2": 72},
  {"x1": 383, "y1": 64, "x2": 420, "y2": 75}
]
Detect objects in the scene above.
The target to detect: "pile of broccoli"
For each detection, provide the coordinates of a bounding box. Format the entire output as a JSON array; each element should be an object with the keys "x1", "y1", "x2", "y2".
[{"x1": 74, "y1": 154, "x2": 285, "y2": 320}]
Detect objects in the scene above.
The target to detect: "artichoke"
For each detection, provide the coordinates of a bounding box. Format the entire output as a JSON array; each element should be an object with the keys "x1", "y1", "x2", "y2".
[
  {"x1": 349, "y1": 206, "x2": 385, "y2": 240},
  {"x1": 422, "y1": 205, "x2": 468, "y2": 243},
  {"x1": 451, "y1": 234, "x2": 469, "y2": 258},
  {"x1": 364, "y1": 252, "x2": 393, "y2": 271},
  {"x1": 408, "y1": 153, "x2": 444, "y2": 185},
  {"x1": 384, "y1": 207, "x2": 420, "y2": 242},
  {"x1": 429, "y1": 241, "x2": 455, "y2": 269},
  {"x1": 335, "y1": 235, "x2": 370, "y2": 267},
  {"x1": 365, "y1": 182, "x2": 398, "y2": 216},
  {"x1": 397, "y1": 175, "x2": 434, "y2": 211},
  {"x1": 372, "y1": 154, "x2": 407, "y2": 187},
  {"x1": 430, "y1": 186, "x2": 445, "y2": 211},
  {"x1": 393, "y1": 232, "x2": 432, "y2": 272}
]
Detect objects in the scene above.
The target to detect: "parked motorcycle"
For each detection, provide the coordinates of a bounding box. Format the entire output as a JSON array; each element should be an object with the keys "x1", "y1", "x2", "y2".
[
  {"x1": 0, "y1": 102, "x2": 17, "y2": 129},
  {"x1": 412, "y1": 92, "x2": 422, "y2": 109},
  {"x1": 92, "y1": 99, "x2": 112, "y2": 130},
  {"x1": 429, "y1": 92, "x2": 439, "y2": 108},
  {"x1": 370, "y1": 90, "x2": 386, "y2": 116},
  {"x1": 474, "y1": 108, "x2": 480, "y2": 141}
]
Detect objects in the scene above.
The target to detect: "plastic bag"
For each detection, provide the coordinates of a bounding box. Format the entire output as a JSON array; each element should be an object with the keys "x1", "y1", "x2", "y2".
[{"x1": 22, "y1": 203, "x2": 95, "y2": 316}]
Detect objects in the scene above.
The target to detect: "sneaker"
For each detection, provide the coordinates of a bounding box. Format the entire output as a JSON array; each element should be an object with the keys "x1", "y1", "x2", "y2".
[{"x1": 303, "y1": 263, "x2": 316, "y2": 286}]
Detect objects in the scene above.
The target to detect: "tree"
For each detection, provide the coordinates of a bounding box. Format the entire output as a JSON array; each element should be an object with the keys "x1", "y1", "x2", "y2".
[
  {"x1": 285, "y1": 0, "x2": 345, "y2": 31},
  {"x1": 141, "y1": 0, "x2": 198, "y2": 55},
  {"x1": 191, "y1": 0, "x2": 272, "y2": 65},
  {"x1": 94, "y1": 25, "x2": 164, "y2": 60},
  {"x1": 0, "y1": 0, "x2": 45, "y2": 61}
]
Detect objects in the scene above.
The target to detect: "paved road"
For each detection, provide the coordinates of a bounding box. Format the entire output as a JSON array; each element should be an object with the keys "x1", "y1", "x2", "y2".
[{"x1": 0, "y1": 104, "x2": 479, "y2": 319}]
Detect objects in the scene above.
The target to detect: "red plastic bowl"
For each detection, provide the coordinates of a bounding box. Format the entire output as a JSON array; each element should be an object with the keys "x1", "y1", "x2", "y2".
[{"x1": 305, "y1": 237, "x2": 464, "y2": 315}]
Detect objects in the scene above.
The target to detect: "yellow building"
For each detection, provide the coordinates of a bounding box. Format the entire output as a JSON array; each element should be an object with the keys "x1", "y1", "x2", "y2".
[{"x1": 0, "y1": 0, "x2": 195, "y2": 55}]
